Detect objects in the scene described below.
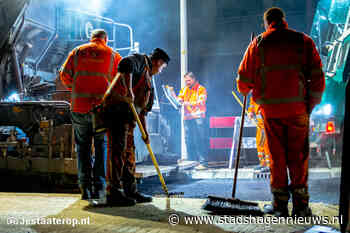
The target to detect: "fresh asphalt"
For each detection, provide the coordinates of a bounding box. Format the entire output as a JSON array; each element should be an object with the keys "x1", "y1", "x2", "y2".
[
  {"x1": 0, "y1": 168, "x2": 340, "y2": 205},
  {"x1": 139, "y1": 177, "x2": 340, "y2": 205}
]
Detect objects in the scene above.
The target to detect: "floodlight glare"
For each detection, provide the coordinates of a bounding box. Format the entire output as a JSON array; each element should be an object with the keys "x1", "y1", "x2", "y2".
[
  {"x1": 90, "y1": 0, "x2": 101, "y2": 12},
  {"x1": 322, "y1": 104, "x2": 332, "y2": 115},
  {"x1": 8, "y1": 93, "x2": 20, "y2": 102}
]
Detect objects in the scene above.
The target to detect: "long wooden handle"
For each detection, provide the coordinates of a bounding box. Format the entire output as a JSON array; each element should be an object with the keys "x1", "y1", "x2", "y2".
[
  {"x1": 232, "y1": 95, "x2": 247, "y2": 198},
  {"x1": 128, "y1": 102, "x2": 169, "y2": 196},
  {"x1": 101, "y1": 72, "x2": 121, "y2": 103},
  {"x1": 231, "y1": 32, "x2": 255, "y2": 198}
]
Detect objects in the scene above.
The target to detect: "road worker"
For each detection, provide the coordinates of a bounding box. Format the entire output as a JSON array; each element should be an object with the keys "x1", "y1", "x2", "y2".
[
  {"x1": 60, "y1": 29, "x2": 122, "y2": 204},
  {"x1": 102, "y1": 48, "x2": 170, "y2": 206},
  {"x1": 236, "y1": 7, "x2": 325, "y2": 217},
  {"x1": 170, "y1": 72, "x2": 208, "y2": 169},
  {"x1": 247, "y1": 97, "x2": 270, "y2": 172}
]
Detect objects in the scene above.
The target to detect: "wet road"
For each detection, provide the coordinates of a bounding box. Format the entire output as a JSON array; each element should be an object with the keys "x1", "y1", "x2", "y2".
[{"x1": 139, "y1": 177, "x2": 340, "y2": 205}]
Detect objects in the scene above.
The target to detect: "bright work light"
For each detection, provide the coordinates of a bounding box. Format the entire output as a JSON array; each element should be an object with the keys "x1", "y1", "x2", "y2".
[
  {"x1": 322, "y1": 104, "x2": 332, "y2": 115},
  {"x1": 7, "y1": 93, "x2": 20, "y2": 102}
]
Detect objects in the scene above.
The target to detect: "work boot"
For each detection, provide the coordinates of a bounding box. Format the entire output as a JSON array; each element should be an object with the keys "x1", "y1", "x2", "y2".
[
  {"x1": 292, "y1": 206, "x2": 312, "y2": 217},
  {"x1": 106, "y1": 188, "x2": 136, "y2": 207},
  {"x1": 127, "y1": 192, "x2": 153, "y2": 203},
  {"x1": 291, "y1": 187, "x2": 312, "y2": 217},
  {"x1": 264, "y1": 189, "x2": 290, "y2": 217},
  {"x1": 124, "y1": 182, "x2": 153, "y2": 203}
]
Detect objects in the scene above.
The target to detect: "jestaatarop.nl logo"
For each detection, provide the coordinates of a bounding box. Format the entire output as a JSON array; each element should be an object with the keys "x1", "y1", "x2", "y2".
[{"x1": 7, "y1": 216, "x2": 90, "y2": 227}]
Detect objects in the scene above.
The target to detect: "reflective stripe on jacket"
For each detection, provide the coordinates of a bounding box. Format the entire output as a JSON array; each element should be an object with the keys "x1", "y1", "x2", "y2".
[
  {"x1": 237, "y1": 21, "x2": 325, "y2": 118},
  {"x1": 178, "y1": 82, "x2": 207, "y2": 120},
  {"x1": 60, "y1": 38, "x2": 122, "y2": 113}
]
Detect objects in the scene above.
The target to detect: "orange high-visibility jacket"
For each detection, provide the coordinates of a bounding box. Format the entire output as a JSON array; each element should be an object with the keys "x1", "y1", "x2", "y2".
[
  {"x1": 60, "y1": 38, "x2": 122, "y2": 113},
  {"x1": 237, "y1": 21, "x2": 325, "y2": 118},
  {"x1": 178, "y1": 82, "x2": 207, "y2": 120}
]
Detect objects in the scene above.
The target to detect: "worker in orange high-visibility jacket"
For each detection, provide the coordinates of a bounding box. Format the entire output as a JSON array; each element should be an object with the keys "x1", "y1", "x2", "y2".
[
  {"x1": 178, "y1": 72, "x2": 207, "y2": 121},
  {"x1": 236, "y1": 7, "x2": 325, "y2": 217},
  {"x1": 171, "y1": 72, "x2": 208, "y2": 169},
  {"x1": 247, "y1": 97, "x2": 270, "y2": 171},
  {"x1": 60, "y1": 29, "x2": 122, "y2": 204}
]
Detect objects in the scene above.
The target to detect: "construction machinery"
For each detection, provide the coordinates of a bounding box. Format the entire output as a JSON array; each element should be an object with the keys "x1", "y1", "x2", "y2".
[
  {"x1": 308, "y1": 0, "x2": 350, "y2": 168},
  {"x1": 0, "y1": 0, "x2": 173, "y2": 186}
]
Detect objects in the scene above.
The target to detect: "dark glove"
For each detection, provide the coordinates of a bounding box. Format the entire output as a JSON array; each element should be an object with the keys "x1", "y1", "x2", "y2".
[
  {"x1": 91, "y1": 102, "x2": 107, "y2": 114},
  {"x1": 90, "y1": 103, "x2": 107, "y2": 134}
]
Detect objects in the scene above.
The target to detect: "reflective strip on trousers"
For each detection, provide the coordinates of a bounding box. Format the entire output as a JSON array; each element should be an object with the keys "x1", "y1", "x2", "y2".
[{"x1": 259, "y1": 129, "x2": 265, "y2": 147}]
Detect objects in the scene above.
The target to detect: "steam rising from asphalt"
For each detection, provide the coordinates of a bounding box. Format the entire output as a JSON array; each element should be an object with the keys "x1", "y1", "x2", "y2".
[{"x1": 60, "y1": 0, "x2": 113, "y2": 16}]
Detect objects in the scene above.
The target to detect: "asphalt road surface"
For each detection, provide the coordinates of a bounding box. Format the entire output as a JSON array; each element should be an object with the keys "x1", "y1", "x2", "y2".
[{"x1": 139, "y1": 177, "x2": 340, "y2": 205}]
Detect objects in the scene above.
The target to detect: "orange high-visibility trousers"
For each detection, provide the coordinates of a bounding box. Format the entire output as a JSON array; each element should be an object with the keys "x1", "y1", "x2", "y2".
[
  {"x1": 263, "y1": 114, "x2": 309, "y2": 191},
  {"x1": 256, "y1": 118, "x2": 270, "y2": 167}
]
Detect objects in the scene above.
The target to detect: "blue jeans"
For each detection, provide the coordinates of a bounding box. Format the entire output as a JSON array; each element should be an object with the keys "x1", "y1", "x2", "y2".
[
  {"x1": 71, "y1": 112, "x2": 106, "y2": 190},
  {"x1": 184, "y1": 118, "x2": 208, "y2": 164}
]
